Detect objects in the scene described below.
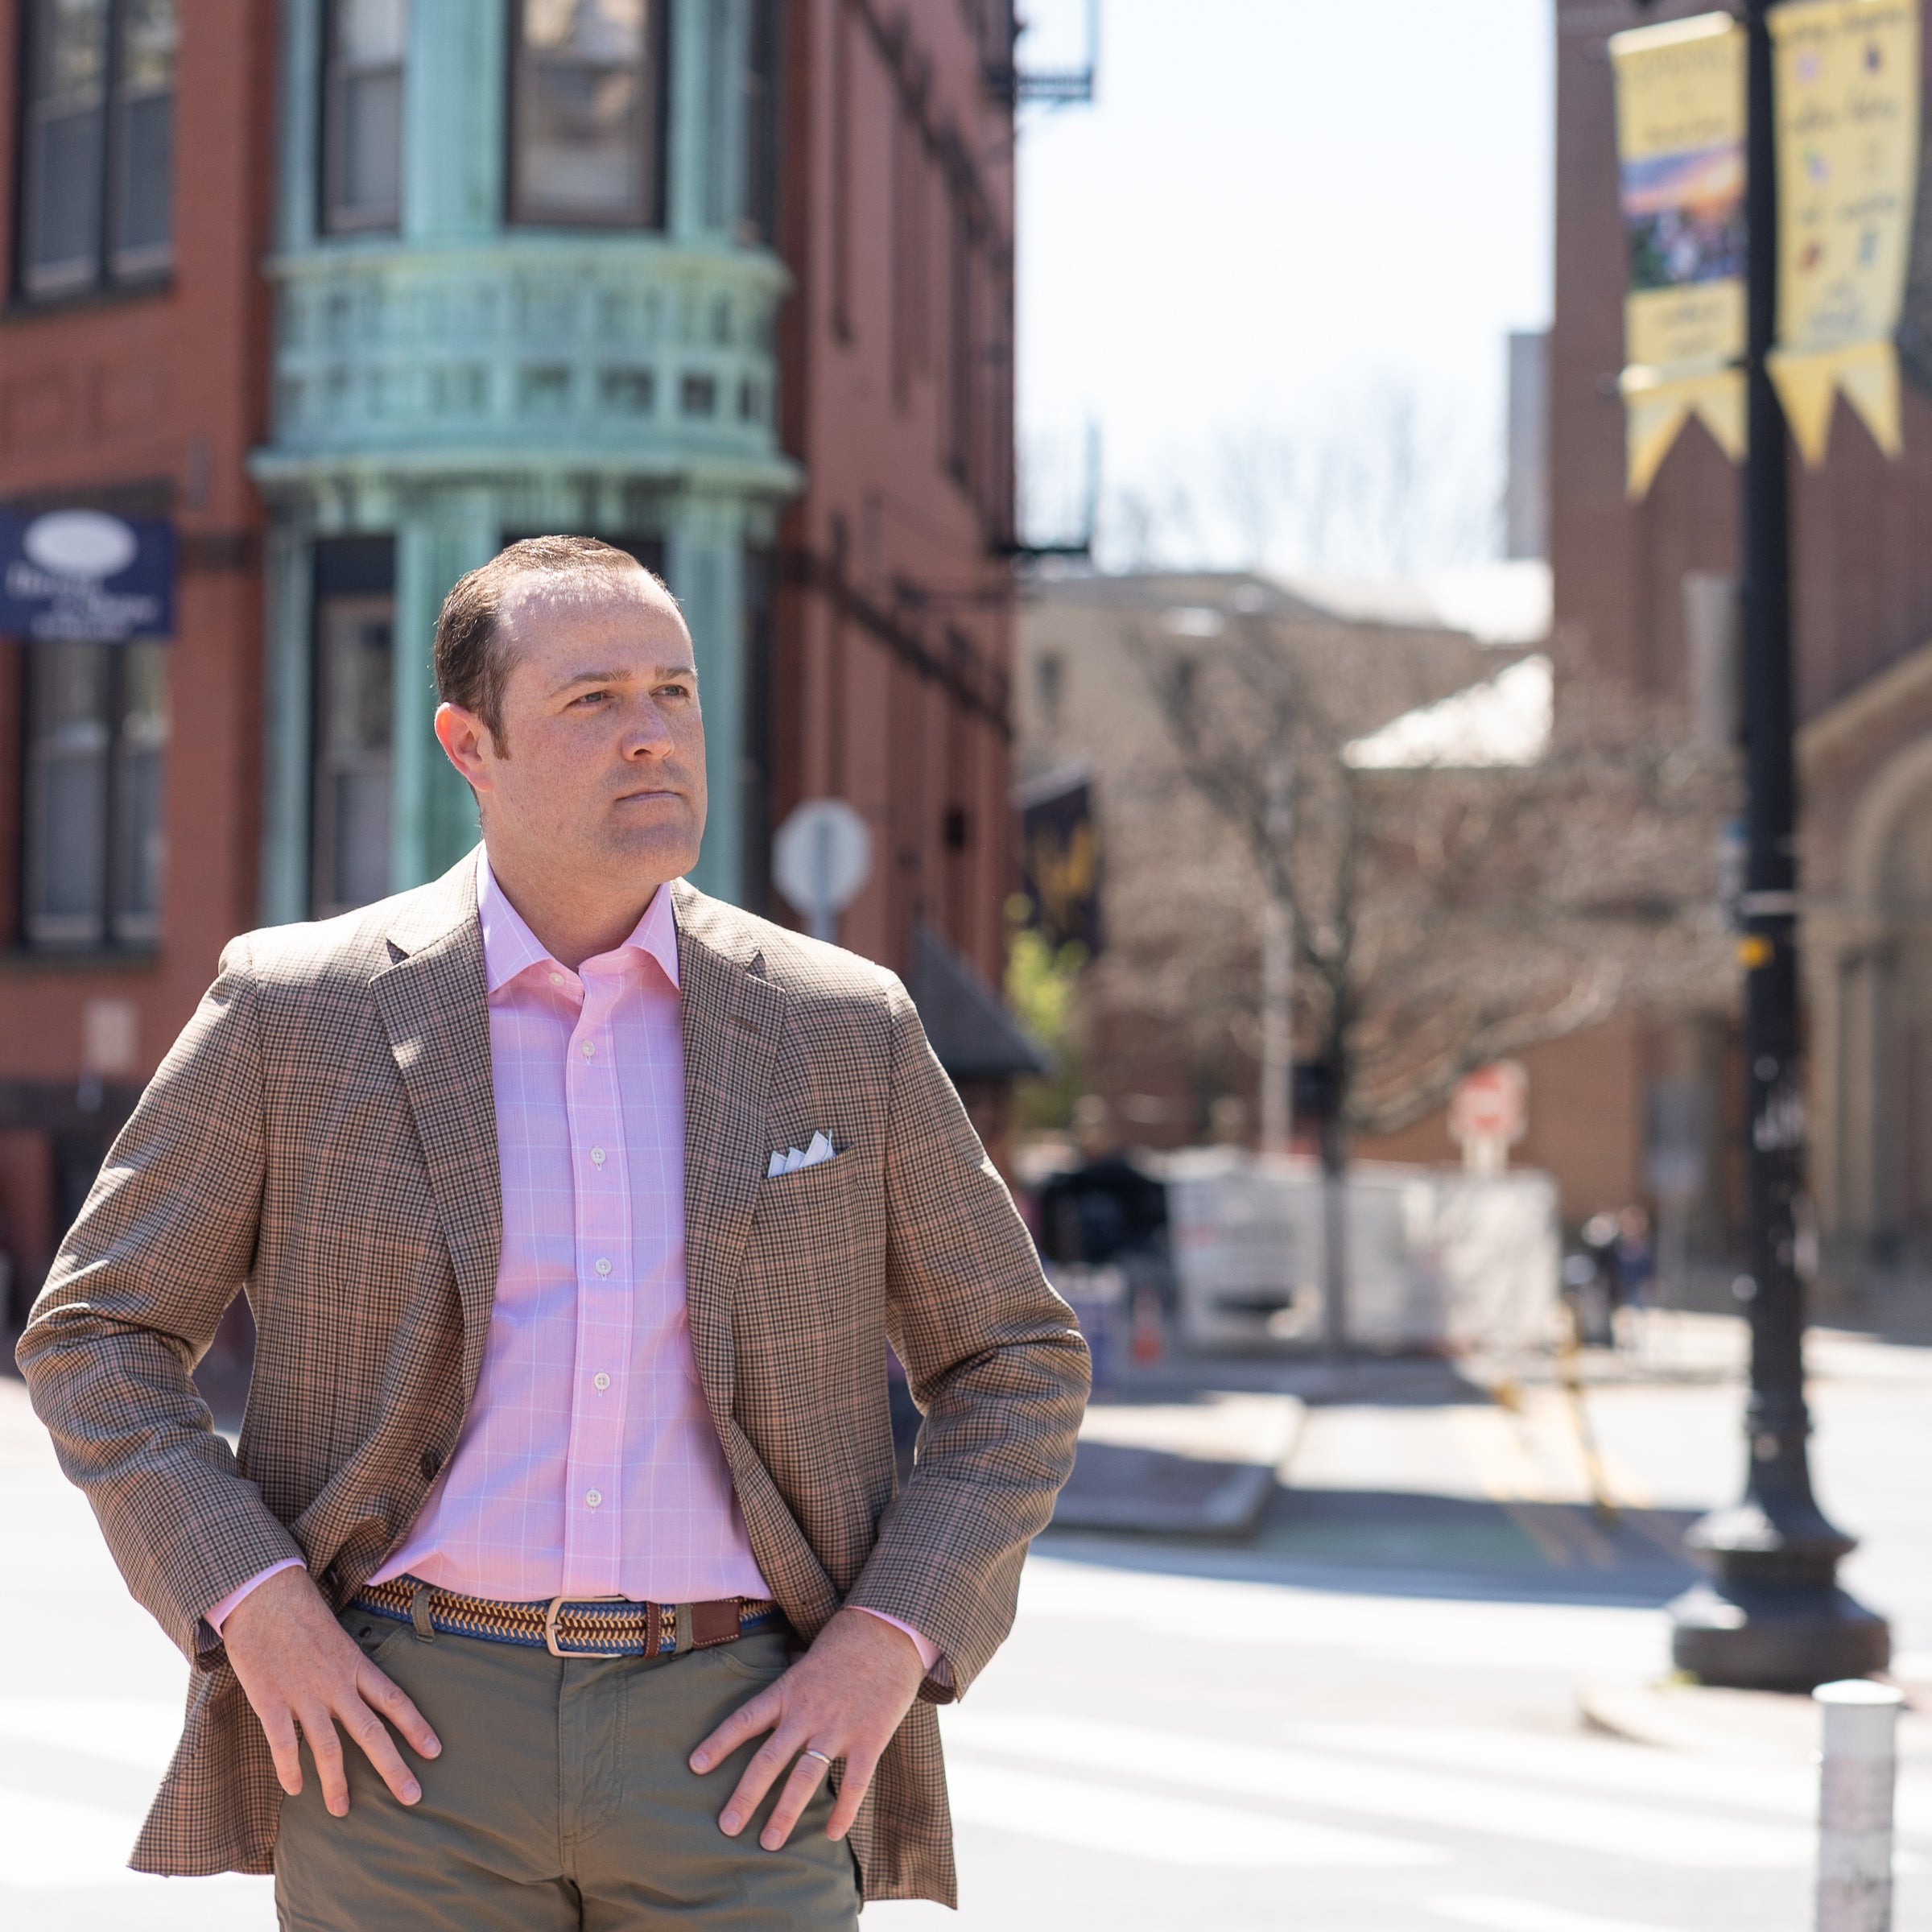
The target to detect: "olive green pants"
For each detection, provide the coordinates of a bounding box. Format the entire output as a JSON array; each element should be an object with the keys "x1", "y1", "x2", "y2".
[{"x1": 274, "y1": 1611, "x2": 861, "y2": 1931}]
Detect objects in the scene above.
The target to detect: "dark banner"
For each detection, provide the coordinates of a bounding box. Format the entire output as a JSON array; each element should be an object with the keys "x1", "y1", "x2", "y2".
[
  {"x1": 1020, "y1": 770, "x2": 1103, "y2": 956},
  {"x1": 0, "y1": 510, "x2": 175, "y2": 642}
]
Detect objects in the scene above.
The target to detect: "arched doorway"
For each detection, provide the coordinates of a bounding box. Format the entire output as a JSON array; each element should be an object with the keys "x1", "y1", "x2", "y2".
[{"x1": 1827, "y1": 735, "x2": 1932, "y2": 1267}]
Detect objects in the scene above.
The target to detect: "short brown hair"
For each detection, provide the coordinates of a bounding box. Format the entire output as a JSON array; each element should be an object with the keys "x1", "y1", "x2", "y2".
[{"x1": 432, "y1": 535, "x2": 660, "y2": 749}]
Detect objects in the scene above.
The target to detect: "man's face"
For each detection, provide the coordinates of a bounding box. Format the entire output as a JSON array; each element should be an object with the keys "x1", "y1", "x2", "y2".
[{"x1": 449, "y1": 569, "x2": 706, "y2": 890}]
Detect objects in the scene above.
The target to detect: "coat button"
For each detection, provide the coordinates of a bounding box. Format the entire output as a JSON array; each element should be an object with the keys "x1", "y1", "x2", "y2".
[{"x1": 421, "y1": 1446, "x2": 444, "y2": 1480}]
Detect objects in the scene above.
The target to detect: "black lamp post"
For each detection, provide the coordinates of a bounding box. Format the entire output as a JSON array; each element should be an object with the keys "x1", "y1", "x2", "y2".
[{"x1": 1662, "y1": 0, "x2": 1888, "y2": 1690}]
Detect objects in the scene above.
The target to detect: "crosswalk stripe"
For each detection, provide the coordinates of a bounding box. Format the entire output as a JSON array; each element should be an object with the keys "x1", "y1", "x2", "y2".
[
  {"x1": 1431, "y1": 1894, "x2": 1696, "y2": 1932},
  {"x1": 0, "y1": 1699, "x2": 182, "y2": 1774},
  {"x1": 0, "y1": 1780, "x2": 269, "y2": 1897},
  {"x1": 1290, "y1": 1719, "x2": 1932, "y2": 1842},
  {"x1": 1016, "y1": 1557, "x2": 1668, "y2": 1677},
  {"x1": 1292, "y1": 1722, "x2": 1810, "y2": 1818},
  {"x1": 943, "y1": 1757, "x2": 1442, "y2": 1869},
  {"x1": 0, "y1": 1790, "x2": 160, "y2": 1893},
  {"x1": 942, "y1": 1711, "x2": 1814, "y2": 1868}
]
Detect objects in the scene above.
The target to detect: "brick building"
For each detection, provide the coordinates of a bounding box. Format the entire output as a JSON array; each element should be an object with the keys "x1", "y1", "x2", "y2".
[
  {"x1": 1553, "y1": 0, "x2": 1932, "y2": 1289},
  {"x1": 0, "y1": 0, "x2": 1028, "y2": 1323}
]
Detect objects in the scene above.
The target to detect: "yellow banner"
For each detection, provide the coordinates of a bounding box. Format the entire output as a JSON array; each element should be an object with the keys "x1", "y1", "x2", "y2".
[
  {"x1": 1609, "y1": 14, "x2": 1748, "y2": 497},
  {"x1": 1769, "y1": 0, "x2": 1922, "y2": 463}
]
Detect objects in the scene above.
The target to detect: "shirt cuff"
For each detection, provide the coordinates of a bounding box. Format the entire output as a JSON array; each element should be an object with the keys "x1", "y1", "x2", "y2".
[
  {"x1": 851, "y1": 1605, "x2": 941, "y2": 1674},
  {"x1": 205, "y1": 1558, "x2": 307, "y2": 1638}
]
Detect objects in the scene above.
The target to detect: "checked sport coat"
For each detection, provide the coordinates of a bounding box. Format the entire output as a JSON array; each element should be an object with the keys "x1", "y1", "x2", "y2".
[{"x1": 17, "y1": 852, "x2": 1089, "y2": 1905}]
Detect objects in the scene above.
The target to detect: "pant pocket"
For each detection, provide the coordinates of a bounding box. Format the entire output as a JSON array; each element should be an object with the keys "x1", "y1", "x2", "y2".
[
  {"x1": 710, "y1": 1630, "x2": 795, "y2": 1682},
  {"x1": 338, "y1": 1606, "x2": 413, "y2": 1667}
]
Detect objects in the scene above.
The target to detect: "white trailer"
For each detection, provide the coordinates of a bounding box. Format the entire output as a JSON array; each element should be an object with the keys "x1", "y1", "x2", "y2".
[{"x1": 1162, "y1": 1151, "x2": 1561, "y2": 1356}]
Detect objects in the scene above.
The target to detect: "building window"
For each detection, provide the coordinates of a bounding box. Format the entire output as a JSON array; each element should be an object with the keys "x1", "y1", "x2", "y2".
[
  {"x1": 830, "y1": 0, "x2": 850, "y2": 336},
  {"x1": 323, "y1": 0, "x2": 407, "y2": 233},
  {"x1": 510, "y1": 0, "x2": 668, "y2": 228},
  {"x1": 741, "y1": 546, "x2": 773, "y2": 917},
  {"x1": 18, "y1": 0, "x2": 178, "y2": 299},
  {"x1": 312, "y1": 597, "x2": 391, "y2": 917},
  {"x1": 701, "y1": 0, "x2": 731, "y2": 229},
  {"x1": 21, "y1": 641, "x2": 168, "y2": 950},
  {"x1": 741, "y1": 0, "x2": 780, "y2": 246},
  {"x1": 947, "y1": 192, "x2": 972, "y2": 483},
  {"x1": 311, "y1": 539, "x2": 396, "y2": 918}
]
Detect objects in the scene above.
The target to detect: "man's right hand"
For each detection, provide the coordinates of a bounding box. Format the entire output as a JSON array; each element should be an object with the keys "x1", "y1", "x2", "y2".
[{"x1": 221, "y1": 1566, "x2": 441, "y2": 1817}]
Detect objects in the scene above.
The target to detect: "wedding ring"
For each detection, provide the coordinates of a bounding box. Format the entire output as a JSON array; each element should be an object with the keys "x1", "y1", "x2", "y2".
[{"x1": 799, "y1": 1748, "x2": 834, "y2": 1769}]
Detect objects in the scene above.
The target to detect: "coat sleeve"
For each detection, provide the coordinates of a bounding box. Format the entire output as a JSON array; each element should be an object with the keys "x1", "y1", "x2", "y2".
[
  {"x1": 844, "y1": 975, "x2": 1090, "y2": 1698},
  {"x1": 14, "y1": 937, "x2": 305, "y2": 1662}
]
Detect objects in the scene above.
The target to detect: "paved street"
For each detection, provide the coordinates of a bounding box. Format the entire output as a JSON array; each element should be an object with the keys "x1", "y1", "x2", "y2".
[{"x1": 4, "y1": 1314, "x2": 1930, "y2": 1930}]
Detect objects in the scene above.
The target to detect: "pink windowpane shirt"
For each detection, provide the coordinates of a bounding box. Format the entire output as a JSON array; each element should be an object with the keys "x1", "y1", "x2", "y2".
[{"x1": 208, "y1": 859, "x2": 934, "y2": 1670}]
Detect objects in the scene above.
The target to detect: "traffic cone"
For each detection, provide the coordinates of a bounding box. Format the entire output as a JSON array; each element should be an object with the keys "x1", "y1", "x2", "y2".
[{"x1": 1131, "y1": 1285, "x2": 1165, "y2": 1365}]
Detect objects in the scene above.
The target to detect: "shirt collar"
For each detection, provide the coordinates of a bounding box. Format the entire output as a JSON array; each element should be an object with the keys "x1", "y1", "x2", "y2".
[{"x1": 477, "y1": 852, "x2": 680, "y2": 993}]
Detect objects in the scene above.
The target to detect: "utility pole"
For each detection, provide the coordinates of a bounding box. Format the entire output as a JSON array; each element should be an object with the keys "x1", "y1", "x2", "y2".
[
  {"x1": 1259, "y1": 753, "x2": 1294, "y2": 1153},
  {"x1": 1666, "y1": 0, "x2": 1887, "y2": 1690}
]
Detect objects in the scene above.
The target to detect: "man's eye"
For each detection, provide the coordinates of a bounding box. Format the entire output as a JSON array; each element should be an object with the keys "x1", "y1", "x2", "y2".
[{"x1": 571, "y1": 690, "x2": 609, "y2": 708}]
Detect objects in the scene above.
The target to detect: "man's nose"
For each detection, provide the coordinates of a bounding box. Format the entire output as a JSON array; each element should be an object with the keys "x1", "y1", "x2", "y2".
[{"x1": 621, "y1": 701, "x2": 675, "y2": 758}]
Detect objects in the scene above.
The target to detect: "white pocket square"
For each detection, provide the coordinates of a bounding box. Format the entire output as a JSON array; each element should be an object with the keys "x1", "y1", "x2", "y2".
[{"x1": 766, "y1": 1130, "x2": 837, "y2": 1179}]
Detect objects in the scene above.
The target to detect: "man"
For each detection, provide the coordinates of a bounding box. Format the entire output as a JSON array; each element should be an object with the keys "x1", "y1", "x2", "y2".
[{"x1": 19, "y1": 535, "x2": 1088, "y2": 1928}]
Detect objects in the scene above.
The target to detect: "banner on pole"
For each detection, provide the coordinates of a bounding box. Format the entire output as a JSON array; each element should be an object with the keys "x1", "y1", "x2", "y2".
[
  {"x1": 1769, "y1": 0, "x2": 1922, "y2": 464},
  {"x1": 1609, "y1": 13, "x2": 1749, "y2": 498},
  {"x1": 1017, "y1": 767, "x2": 1103, "y2": 957}
]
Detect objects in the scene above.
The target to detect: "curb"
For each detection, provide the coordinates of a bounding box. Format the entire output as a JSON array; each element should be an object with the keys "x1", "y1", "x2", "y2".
[{"x1": 1051, "y1": 1393, "x2": 1303, "y2": 1538}]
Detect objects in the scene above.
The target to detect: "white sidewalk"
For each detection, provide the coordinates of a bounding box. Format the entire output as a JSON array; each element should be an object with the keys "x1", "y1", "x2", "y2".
[
  {"x1": 8, "y1": 1322, "x2": 1932, "y2": 1930},
  {"x1": 0, "y1": 1378, "x2": 274, "y2": 1929}
]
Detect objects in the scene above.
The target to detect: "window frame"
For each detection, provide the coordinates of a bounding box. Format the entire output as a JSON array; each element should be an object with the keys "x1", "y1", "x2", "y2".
[
  {"x1": 506, "y1": 0, "x2": 671, "y2": 232},
  {"x1": 308, "y1": 535, "x2": 397, "y2": 921},
  {"x1": 13, "y1": 0, "x2": 177, "y2": 304},
  {"x1": 739, "y1": 0, "x2": 782, "y2": 248},
  {"x1": 319, "y1": 0, "x2": 407, "y2": 237},
  {"x1": 17, "y1": 638, "x2": 169, "y2": 955},
  {"x1": 309, "y1": 592, "x2": 397, "y2": 919}
]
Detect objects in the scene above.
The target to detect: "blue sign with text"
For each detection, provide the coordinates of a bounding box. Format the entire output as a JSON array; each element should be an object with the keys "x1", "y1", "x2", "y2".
[{"x1": 0, "y1": 510, "x2": 175, "y2": 642}]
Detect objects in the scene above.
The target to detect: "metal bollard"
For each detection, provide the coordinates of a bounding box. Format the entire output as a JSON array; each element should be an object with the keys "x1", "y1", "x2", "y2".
[{"x1": 1815, "y1": 1678, "x2": 1905, "y2": 1932}]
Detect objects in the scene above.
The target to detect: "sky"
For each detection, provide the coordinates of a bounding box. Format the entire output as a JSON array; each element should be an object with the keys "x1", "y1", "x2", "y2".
[{"x1": 1013, "y1": 0, "x2": 1555, "y2": 574}]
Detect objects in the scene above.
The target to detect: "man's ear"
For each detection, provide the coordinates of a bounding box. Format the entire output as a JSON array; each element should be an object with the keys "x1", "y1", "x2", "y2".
[{"x1": 435, "y1": 703, "x2": 497, "y2": 793}]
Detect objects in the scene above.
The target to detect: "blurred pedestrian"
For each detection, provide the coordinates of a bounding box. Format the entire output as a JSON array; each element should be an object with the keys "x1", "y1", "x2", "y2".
[
  {"x1": 18, "y1": 539, "x2": 1088, "y2": 1928},
  {"x1": 1571, "y1": 1211, "x2": 1622, "y2": 1347},
  {"x1": 1614, "y1": 1206, "x2": 1654, "y2": 1311}
]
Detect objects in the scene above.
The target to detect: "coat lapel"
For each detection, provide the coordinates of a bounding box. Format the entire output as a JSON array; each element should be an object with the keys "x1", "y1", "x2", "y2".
[
  {"x1": 674, "y1": 881, "x2": 786, "y2": 1434},
  {"x1": 371, "y1": 853, "x2": 502, "y2": 1407}
]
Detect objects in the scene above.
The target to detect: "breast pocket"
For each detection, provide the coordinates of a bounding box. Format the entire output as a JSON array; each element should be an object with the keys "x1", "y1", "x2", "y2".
[
  {"x1": 751, "y1": 1154, "x2": 866, "y2": 1269},
  {"x1": 744, "y1": 1149, "x2": 894, "y2": 1350}
]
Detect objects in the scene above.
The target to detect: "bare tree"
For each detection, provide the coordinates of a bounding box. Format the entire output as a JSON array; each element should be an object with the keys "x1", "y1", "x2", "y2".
[{"x1": 1119, "y1": 609, "x2": 1736, "y2": 1348}]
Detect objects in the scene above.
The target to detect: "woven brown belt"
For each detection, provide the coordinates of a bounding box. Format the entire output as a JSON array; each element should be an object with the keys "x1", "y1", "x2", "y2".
[{"x1": 353, "y1": 1575, "x2": 782, "y2": 1660}]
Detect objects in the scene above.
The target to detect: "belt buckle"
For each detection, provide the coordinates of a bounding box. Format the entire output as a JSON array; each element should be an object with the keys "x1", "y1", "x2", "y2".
[{"x1": 543, "y1": 1594, "x2": 634, "y2": 1660}]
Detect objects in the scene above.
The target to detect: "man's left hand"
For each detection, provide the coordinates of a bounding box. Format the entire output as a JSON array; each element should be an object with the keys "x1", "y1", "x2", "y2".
[{"x1": 689, "y1": 1607, "x2": 927, "y2": 1849}]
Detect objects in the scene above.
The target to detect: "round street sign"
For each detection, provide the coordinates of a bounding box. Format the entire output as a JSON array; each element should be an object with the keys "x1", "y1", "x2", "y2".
[{"x1": 772, "y1": 799, "x2": 873, "y2": 940}]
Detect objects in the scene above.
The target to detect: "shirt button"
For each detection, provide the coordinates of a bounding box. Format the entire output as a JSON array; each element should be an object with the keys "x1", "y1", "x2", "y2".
[
  {"x1": 593, "y1": 1372, "x2": 611, "y2": 1391},
  {"x1": 595, "y1": 1257, "x2": 612, "y2": 1277},
  {"x1": 591, "y1": 1147, "x2": 606, "y2": 1166},
  {"x1": 585, "y1": 1489, "x2": 602, "y2": 1509},
  {"x1": 549, "y1": 972, "x2": 564, "y2": 987},
  {"x1": 580, "y1": 1039, "x2": 596, "y2": 1059}
]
